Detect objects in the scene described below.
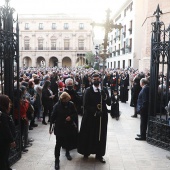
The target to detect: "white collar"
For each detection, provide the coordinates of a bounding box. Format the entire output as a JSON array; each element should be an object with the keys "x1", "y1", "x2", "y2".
[{"x1": 93, "y1": 84, "x2": 101, "y2": 92}]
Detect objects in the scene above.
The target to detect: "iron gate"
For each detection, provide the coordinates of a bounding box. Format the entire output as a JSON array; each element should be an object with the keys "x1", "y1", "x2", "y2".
[
  {"x1": 0, "y1": 0, "x2": 21, "y2": 165},
  {"x1": 147, "y1": 5, "x2": 170, "y2": 150}
]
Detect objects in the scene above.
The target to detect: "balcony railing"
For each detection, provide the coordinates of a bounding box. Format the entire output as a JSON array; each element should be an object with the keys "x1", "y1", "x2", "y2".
[
  {"x1": 128, "y1": 28, "x2": 132, "y2": 34},
  {"x1": 21, "y1": 47, "x2": 89, "y2": 51}
]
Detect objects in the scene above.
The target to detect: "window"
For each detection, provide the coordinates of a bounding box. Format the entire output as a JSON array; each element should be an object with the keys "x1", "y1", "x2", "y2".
[
  {"x1": 124, "y1": 9, "x2": 126, "y2": 17},
  {"x1": 64, "y1": 23, "x2": 69, "y2": 30},
  {"x1": 38, "y1": 39, "x2": 43, "y2": 50},
  {"x1": 128, "y1": 59, "x2": 132, "y2": 67},
  {"x1": 52, "y1": 23, "x2": 56, "y2": 30},
  {"x1": 78, "y1": 39, "x2": 84, "y2": 50},
  {"x1": 123, "y1": 60, "x2": 125, "y2": 69},
  {"x1": 114, "y1": 61, "x2": 116, "y2": 68},
  {"x1": 118, "y1": 61, "x2": 120, "y2": 68},
  {"x1": 39, "y1": 23, "x2": 43, "y2": 30},
  {"x1": 79, "y1": 23, "x2": 84, "y2": 29},
  {"x1": 64, "y1": 39, "x2": 69, "y2": 50},
  {"x1": 129, "y1": 20, "x2": 132, "y2": 34},
  {"x1": 123, "y1": 25, "x2": 126, "y2": 38},
  {"x1": 51, "y1": 39, "x2": 56, "y2": 50},
  {"x1": 24, "y1": 37, "x2": 29, "y2": 50},
  {"x1": 25, "y1": 23, "x2": 29, "y2": 30}
]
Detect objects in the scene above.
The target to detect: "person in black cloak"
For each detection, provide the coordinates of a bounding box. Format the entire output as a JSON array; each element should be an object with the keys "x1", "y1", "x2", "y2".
[
  {"x1": 49, "y1": 92, "x2": 78, "y2": 170},
  {"x1": 77, "y1": 73, "x2": 111, "y2": 163},
  {"x1": 110, "y1": 89, "x2": 120, "y2": 120}
]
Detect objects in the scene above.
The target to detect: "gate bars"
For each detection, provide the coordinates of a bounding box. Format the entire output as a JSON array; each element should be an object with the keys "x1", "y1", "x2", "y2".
[
  {"x1": 0, "y1": 0, "x2": 21, "y2": 165},
  {"x1": 147, "y1": 5, "x2": 170, "y2": 150}
]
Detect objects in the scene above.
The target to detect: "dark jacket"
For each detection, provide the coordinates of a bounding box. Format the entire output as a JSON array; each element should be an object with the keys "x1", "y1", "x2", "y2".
[
  {"x1": 137, "y1": 85, "x2": 149, "y2": 113},
  {"x1": 0, "y1": 112, "x2": 15, "y2": 146},
  {"x1": 50, "y1": 101, "x2": 78, "y2": 150},
  {"x1": 42, "y1": 88, "x2": 53, "y2": 107},
  {"x1": 50, "y1": 101, "x2": 78, "y2": 137}
]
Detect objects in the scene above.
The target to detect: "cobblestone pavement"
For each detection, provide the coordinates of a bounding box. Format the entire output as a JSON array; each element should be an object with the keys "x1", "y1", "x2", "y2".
[{"x1": 12, "y1": 99, "x2": 170, "y2": 170}]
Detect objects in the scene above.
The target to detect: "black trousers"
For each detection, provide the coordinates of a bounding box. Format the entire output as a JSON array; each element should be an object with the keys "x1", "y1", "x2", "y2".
[
  {"x1": 0, "y1": 144, "x2": 10, "y2": 170},
  {"x1": 43, "y1": 105, "x2": 53, "y2": 122},
  {"x1": 140, "y1": 112, "x2": 148, "y2": 138},
  {"x1": 55, "y1": 136, "x2": 69, "y2": 159}
]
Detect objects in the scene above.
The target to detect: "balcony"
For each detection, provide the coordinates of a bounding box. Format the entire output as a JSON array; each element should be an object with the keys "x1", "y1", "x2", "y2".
[
  {"x1": 121, "y1": 47, "x2": 125, "y2": 54},
  {"x1": 116, "y1": 35, "x2": 120, "y2": 40},
  {"x1": 128, "y1": 28, "x2": 132, "y2": 34},
  {"x1": 116, "y1": 49, "x2": 120, "y2": 55},
  {"x1": 125, "y1": 45, "x2": 132, "y2": 53},
  {"x1": 122, "y1": 32, "x2": 126, "y2": 38}
]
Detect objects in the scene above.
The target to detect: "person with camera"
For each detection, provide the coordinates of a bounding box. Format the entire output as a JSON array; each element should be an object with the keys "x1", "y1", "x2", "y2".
[
  {"x1": 78, "y1": 73, "x2": 110, "y2": 163},
  {"x1": 49, "y1": 92, "x2": 78, "y2": 170}
]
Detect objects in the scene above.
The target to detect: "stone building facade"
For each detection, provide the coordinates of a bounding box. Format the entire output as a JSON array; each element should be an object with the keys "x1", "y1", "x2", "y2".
[
  {"x1": 107, "y1": 0, "x2": 170, "y2": 71},
  {"x1": 19, "y1": 14, "x2": 94, "y2": 68}
]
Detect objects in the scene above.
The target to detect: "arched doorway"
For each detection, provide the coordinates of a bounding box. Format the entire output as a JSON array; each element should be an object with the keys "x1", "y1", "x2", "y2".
[
  {"x1": 62, "y1": 57, "x2": 71, "y2": 67},
  {"x1": 37, "y1": 56, "x2": 46, "y2": 67},
  {"x1": 49, "y1": 57, "x2": 58, "y2": 67},
  {"x1": 76, "y1": 56, "x2": 86, "y2": 66},
  {"x1": 23, "y1": 57, "x2": 32, "y2": 67}
]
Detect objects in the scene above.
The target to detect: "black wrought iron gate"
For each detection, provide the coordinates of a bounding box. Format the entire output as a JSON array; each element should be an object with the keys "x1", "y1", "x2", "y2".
[
  {"x1": 0, "y1": 0, "x2": 21, "y2": 165},
  {"x1": 147, "y1": 5, "x2": 170, "y2": 150}
]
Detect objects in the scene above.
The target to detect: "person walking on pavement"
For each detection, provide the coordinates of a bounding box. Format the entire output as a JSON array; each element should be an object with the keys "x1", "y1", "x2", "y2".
[
  {"x1": 49, "y1": 92, "x2": 78, "y2": 170},
  {"x1": 78, "y1": 73, "x2": 111, "y2": 163}
]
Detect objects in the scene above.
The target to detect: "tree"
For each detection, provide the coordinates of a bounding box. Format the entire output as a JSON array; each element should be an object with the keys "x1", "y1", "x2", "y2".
[{"x1": 85, "y1": 52, "x2": 95, "y2": 67}]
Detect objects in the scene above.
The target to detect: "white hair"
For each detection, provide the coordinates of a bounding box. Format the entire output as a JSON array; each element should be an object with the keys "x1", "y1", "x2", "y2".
[{"x1": 65, "y1": 78, "x2": 73, "y2": 85}]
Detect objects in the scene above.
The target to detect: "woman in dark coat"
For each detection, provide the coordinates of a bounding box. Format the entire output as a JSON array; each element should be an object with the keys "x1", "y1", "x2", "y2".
[
  {"x1": 49, "y1": 92, "x2": 78, "y2": 170},
  {"x1": 0, "y1": 95, "x2": 16, "y2": 170},
  {"x1": 42, "y1": 80, "x2": 55, "y2": 125}
]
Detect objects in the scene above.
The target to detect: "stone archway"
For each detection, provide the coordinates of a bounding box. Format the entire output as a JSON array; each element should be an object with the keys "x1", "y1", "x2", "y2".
[
  {"x1": 49, "y1": 57, "x2": 58, "y2": 67},
  {"x1": 76, "y1": 56, "x2": 86, "y2": 66},
  {"x1": 23, "y1": 56, "x2": 32, "y2": 67},
  {"x1": 62, "y1": 57, "x2": 71, "y2": 67},
  {"x1": 37, "y1": 56, "x2": 46, "y2": 67}
]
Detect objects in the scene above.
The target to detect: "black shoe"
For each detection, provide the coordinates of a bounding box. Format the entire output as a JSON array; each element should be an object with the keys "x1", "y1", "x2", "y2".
[
  {"x1": 28, "y1": 138, "x2": 34, "y2": 143},
  {"x1": 29, "y1": 126, "x2": 33, "y2": 130},
  {"x1": 116, "y1": 117, "x2": 119, "y2": 120},
  {"x1": 131, "y1": 115, "x2": 137, "y2": 118},
  {"x1": 135, "y1": 137, "x2": 146, "y2": 141},
  {"x1": 95, "y1": 156, "x2": 106, "y2": 163},
  {"x1": 65, "y1": 152, "x2": 72, "y2": 160},
  {"x1": 22, "y1": 148, "x2": 28, "y2": 152},
  {"x1": 25, "y1": 143, "x2": 32, "y2": 148},
  {"x1": 31, "y1": 123, "x2": 38, "y2": 127},
  {"x1": 42, "y1": 121, "x2": 47, "y2": 125},
  {"x1": 84, "y1": 154, "x2": 89, "y2": 159},
  {"x1": 136, "y1": 134, "x2": 141, "y2": 137},
  {"x1": 55, "y1": 159, "x2": 60, "y2": 170}
]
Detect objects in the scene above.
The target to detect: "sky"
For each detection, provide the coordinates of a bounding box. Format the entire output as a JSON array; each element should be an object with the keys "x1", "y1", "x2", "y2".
[{"x1": 0, "y1": 0, "x2": 126, "y2": 39}]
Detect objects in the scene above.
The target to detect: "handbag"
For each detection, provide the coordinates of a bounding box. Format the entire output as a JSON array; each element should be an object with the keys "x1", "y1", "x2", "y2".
[{"x1": 26, "y1": 103, "x2": 34, "y2": 120}]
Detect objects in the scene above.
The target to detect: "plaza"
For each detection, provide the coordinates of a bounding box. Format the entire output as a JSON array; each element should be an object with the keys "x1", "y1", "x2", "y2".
[{"x1": 12, "y1": 100, "x2": 170, "y2": 170}]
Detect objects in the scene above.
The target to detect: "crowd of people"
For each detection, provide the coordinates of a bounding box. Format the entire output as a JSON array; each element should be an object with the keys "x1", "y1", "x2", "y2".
[{"x1": 0, "y1": 66, "x2": 170, "y2": 170}]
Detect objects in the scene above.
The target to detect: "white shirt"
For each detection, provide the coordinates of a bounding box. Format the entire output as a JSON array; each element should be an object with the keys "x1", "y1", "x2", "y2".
[{"x1": 92, "y1": 84, "x2": 101, "y2": 92}]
